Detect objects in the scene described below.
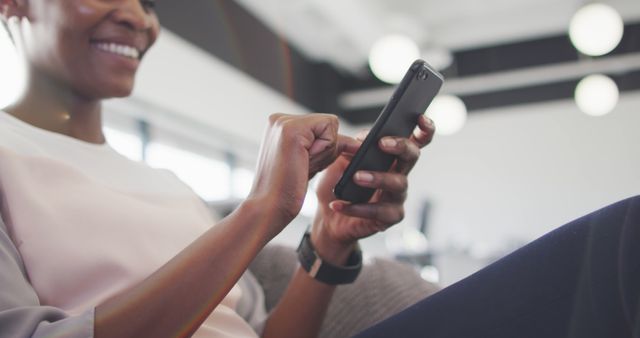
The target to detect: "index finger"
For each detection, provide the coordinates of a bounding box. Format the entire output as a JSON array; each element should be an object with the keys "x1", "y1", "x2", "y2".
[{"x1": 410, "y1": 114, "x2": 436, "y2": 148}]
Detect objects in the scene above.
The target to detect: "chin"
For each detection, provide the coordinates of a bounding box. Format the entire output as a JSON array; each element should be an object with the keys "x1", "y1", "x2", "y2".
[
  {"x1": 107, "y1": 78, "x2": 136, "y2": 98},
  {"x1": 84, "y1": 79, "x2": 135, "y2": 100},
  {"x1": 109, "y1": 86, "x2": 134, "y2": 98}
]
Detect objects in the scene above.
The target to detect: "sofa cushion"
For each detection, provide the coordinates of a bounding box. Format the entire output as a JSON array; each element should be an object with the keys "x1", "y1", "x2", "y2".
[{"x1": 249, "y1": 244, "x2": 440, "y2": 338}]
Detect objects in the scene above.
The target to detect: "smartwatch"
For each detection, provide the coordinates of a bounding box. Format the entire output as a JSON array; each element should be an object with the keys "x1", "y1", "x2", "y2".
[{"x1": 297, "y1": 232, "x2": 362, "y2": 285}]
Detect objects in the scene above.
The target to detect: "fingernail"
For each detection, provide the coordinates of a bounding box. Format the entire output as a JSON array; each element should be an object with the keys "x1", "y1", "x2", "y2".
[
  {"x1": 356, "y1": 130, "x2": 369, "y2": 141},
  {"x1": 355, "y1": 171, "x2": 374, "y2": 183},
  {"x1": 381, "y1": 138, "x2": 397, "y2": 148},
  {"x1": 425, "y1": 117, "x2": 434, "y2": 126},
  {"x1": 329, "y1": 201, "x2": 343, "y2": 212}
]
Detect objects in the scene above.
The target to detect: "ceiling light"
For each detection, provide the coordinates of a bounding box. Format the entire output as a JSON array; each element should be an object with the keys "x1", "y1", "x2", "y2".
[
  {"x1": 368, "y1": 34, "x2": 420, "y2": 84},
  {"x1": 574, "y1": 74, "x2": 619, "y2": 116},
  {"x1": 569, "y1": 3, "x2": 624, "y2": 56},
  {"x1": 0, "y1": 25, "x2": 26, "y2": 109},
  {"x1": 421, "y1": 47, "x2": 453, "y2": 71},
  {"x1": 425, "y1": 95, "x2": 467, "y2": 135},
  {"x1": 420, "y1": 265, "x2": 440, "y2": 284}
]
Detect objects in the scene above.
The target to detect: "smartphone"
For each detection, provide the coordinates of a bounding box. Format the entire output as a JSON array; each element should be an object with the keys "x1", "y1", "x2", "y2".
[{"x1": 334, "y1": 59, "x2": 444, "y2": 203}]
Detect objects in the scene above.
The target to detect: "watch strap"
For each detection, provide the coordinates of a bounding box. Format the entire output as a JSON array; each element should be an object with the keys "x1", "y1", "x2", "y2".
[{"x1": 297, "y1": 232, "x2": 362, "y2": 285}]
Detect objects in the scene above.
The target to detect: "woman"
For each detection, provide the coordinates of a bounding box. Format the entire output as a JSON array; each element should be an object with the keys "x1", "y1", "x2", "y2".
[
  {"x1": 1, "y1": 1, "x2": 638, "y2": 338},
  {"x1": 0, "y1": 0, "x2": 433, "y2": 337}
]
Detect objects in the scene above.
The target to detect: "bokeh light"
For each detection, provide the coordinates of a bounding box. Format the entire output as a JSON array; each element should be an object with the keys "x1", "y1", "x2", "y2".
[
  {"x1": 421, "y1": 46, "x2": 453, "y2": 71},
  {"x1": 425, "y1": 95, "x2": 468, "y2": 135},
  {"x1": 368, "y1": 34, "x2": 420, "y2": 84},
  {"x1": 574, "y1": 74, "x2": 619, "y2": 116},
  {"x1": 569, "y1": 3, "x2": 624, "y2": 56}
]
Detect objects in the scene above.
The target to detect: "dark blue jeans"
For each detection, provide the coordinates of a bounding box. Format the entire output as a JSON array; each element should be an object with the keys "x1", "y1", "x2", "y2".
[{"x1": 355, "y1": 196, "x2": 640, "y2": 338}]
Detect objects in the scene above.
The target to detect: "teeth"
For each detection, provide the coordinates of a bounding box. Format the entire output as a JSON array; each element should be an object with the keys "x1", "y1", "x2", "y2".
[{"x1": 93, "y1": 42, "x2": 140, "y2": 60}]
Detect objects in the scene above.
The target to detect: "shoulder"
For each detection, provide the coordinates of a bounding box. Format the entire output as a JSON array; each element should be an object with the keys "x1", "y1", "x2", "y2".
[{"x1": 0, "y1": 117, "x2": 45, "y2": 157}]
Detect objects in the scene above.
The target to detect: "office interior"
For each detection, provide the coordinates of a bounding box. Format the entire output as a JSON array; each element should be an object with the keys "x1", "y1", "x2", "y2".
[{"x1": 1, "y1": 0, "x2": 638, "y2": 286}]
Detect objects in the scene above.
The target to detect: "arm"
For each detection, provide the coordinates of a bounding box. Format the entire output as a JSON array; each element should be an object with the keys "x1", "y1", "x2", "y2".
[
  {"x1": 95, "y1": 198, "x2": 274, "y2": 338},
  {"x1": 260, "y1": 233, "x2": 354, "y2": 338},
  {"x1": 1, "y1": 113, "x2": 355, "y2": 338},
  {"x1": 262, "y1": 115, "x2": 436, "y2": 338},
  {"x1": 0, "y1": 195, "x2": 272, "y2": 338},
  {"x1": 96, "y1": 113, "x2": 358, "y2": 338}
]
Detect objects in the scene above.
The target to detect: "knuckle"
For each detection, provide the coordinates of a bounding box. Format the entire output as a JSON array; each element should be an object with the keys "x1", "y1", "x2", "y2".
[
  {"x1": 398, "y1": 138, "x2": 409, "y2": 151},
  {"x1": 279, "y1": 119, "x2": 298, "y2": 135},
  {"x1": 405, "y1": 140, "x2": 417, "y2": 154},
  {"x1": 369, "y1": 205, "x2": 380, "y2": 220},
  {"x1": 395, "y1": 206, "x2": 405, "y2": 223},
  {"x1": 398, "y1": 191, "x2": 408, "y2": 203},
  {"x1": 398, "y1": 209, "x2": 405, "y2": 223},
  {"x1": 327, "y1": 116, "x2": 339, "y2": 131},
  {"x1": 409, "y1": 145, "x2": 421, "y2": 162},
  {"x1": 328, "y1": 114, "x2": 339, "y2": 125},
  {"x1": 268, "y1": 113, "x2": 285, "y2": 126},
  {"x1": 424, "y1": 130, "x2": 435, "y2": 145},
  {"x1": 318, "y1": 113, "x2": 338, "y2": 121},
  {"x1": 384, "y1": 174, "x2": 407, "y2": 191},
  {"x1": 398, "y1": 175, "x2": 408, "y2": 191},
  {"x1": 319, "y1": 114, "x2": 339, "y2": 130}
]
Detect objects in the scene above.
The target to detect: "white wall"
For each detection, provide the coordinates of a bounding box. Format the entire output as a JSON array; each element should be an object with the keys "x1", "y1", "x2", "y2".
[
  {"x1": 106, "y1": 29, "x2": 313, "y2": 161},
  {"x1": 106, "y1": 28, "x2": 359, "y2": 163},
  {"x1": 113, "y1": 28, "x2": 640, "y2": 285},
  {"x1": 403, "y1": 91, "x2": 640, "y2": 284}
]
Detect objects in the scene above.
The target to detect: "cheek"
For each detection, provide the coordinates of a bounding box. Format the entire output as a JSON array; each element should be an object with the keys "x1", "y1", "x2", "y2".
[
  {"x1": 148, "y1": 17, "x2": 161, "y2": 47},
  {"x1": 24, "y1": 5, "x2": 85, "y2": 76}
]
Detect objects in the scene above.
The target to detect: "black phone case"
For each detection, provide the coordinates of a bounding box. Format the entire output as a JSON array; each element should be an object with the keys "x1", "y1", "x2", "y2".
[{"x1": 334, "y1": 60, "x2": 443, "y2": 203}]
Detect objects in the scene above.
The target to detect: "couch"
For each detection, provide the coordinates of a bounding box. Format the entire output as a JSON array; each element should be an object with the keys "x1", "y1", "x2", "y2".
[{"x1": 247, "y1": 244, "x2": 441, "y2": 338}]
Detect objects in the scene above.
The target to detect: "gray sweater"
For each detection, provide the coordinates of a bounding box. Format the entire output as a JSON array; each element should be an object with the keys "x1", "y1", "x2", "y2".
[{"x1": 0, "y1": 216, "x2": 94, "y2": 338}]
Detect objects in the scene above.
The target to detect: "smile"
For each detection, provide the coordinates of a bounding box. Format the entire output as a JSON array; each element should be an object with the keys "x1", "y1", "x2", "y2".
[{"x1": 92, "y1": 42, "x2": 140, "y2": 60}]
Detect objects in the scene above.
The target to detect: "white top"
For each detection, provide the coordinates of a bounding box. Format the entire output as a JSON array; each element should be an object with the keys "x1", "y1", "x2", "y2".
[{"x1": 0, "y1": 111, "x2": 258, "y2": 338}]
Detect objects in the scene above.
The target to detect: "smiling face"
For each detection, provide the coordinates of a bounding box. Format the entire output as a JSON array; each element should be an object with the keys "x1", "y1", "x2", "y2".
[{"x1": 8, "y1": 0, "x2": 160, "y2": 100}]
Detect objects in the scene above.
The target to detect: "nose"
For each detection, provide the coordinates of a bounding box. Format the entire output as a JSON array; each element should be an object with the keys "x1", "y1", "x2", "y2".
[{"x1": 111, "y1": 0, "x2": 154, "y2": 31}]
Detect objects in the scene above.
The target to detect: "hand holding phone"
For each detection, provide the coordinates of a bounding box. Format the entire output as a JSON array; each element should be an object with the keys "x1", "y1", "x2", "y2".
[{"x1": 334, "y1": 60, "x2": 443, "y2": 203}]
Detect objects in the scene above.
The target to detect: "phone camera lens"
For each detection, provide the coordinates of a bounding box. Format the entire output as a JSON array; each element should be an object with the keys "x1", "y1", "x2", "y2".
[{"x1": 417, "y1": 67, "x2": 430, "y2": 81}]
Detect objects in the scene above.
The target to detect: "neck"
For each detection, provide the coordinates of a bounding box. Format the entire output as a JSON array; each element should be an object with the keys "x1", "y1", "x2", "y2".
[{"x1": 5, "y1": 69, "x2": 106, "y2": 144}]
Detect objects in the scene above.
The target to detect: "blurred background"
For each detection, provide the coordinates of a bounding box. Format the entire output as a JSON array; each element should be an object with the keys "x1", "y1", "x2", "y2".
[{"x1": 1, "y1": 0, "x2": 639, "y2": 286}]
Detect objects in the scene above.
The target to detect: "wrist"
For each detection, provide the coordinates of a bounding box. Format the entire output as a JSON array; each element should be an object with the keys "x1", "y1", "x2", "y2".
[
  {"x1": 236, "y1": 197, "x2": 286, "y2": 243},
  {"x1": 297, "y1": 231, "x2": 362, "y2": 285},
  {"x1": 310, "y1": 218, "x2": 356, "y2": 266}
]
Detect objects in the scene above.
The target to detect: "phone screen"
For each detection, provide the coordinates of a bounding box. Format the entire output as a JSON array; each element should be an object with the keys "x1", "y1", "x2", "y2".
[{"x1": 334, "y1": 60, "x2": 443, "y2": 203}]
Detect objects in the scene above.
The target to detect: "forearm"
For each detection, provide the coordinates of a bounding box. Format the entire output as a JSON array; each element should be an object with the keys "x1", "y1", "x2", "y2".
[
  {"x1": 262, "y1": 227, "x2": 355, "y2": 338},
  {"x1": 261, "y1": 267, "x2": 336, "y2": 338},
  {"x1": 94, "y1": 199, "x2": 274, "y2": 338}
]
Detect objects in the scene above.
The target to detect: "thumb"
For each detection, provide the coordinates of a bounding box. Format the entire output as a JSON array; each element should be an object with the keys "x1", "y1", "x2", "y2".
[
  {"x1": 308, "y1": 137, "x2": 334, "y2": 157},
  {"x1": 309, "y1": 134, "x2": 359, "y2": 157},
  {"x1": 336, "y1": 135, "x2": 361, "y2": 155}
]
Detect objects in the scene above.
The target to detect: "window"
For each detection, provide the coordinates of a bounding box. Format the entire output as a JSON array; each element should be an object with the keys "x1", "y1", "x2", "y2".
[
  {"x1": 231, "y1": 167, "x2": 255, "y2": 199},
  {"x1": 104, "y1": 127, "x2": 143, "y2": 161},
  {"x1": 146, "y1": 142, "x2": 231, "y2": 201}
]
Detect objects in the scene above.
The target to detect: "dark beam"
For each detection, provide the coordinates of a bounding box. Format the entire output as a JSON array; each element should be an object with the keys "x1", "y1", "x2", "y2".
[{"x1": 155, "y1": 2, "x2": 640, "y2": 125}]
